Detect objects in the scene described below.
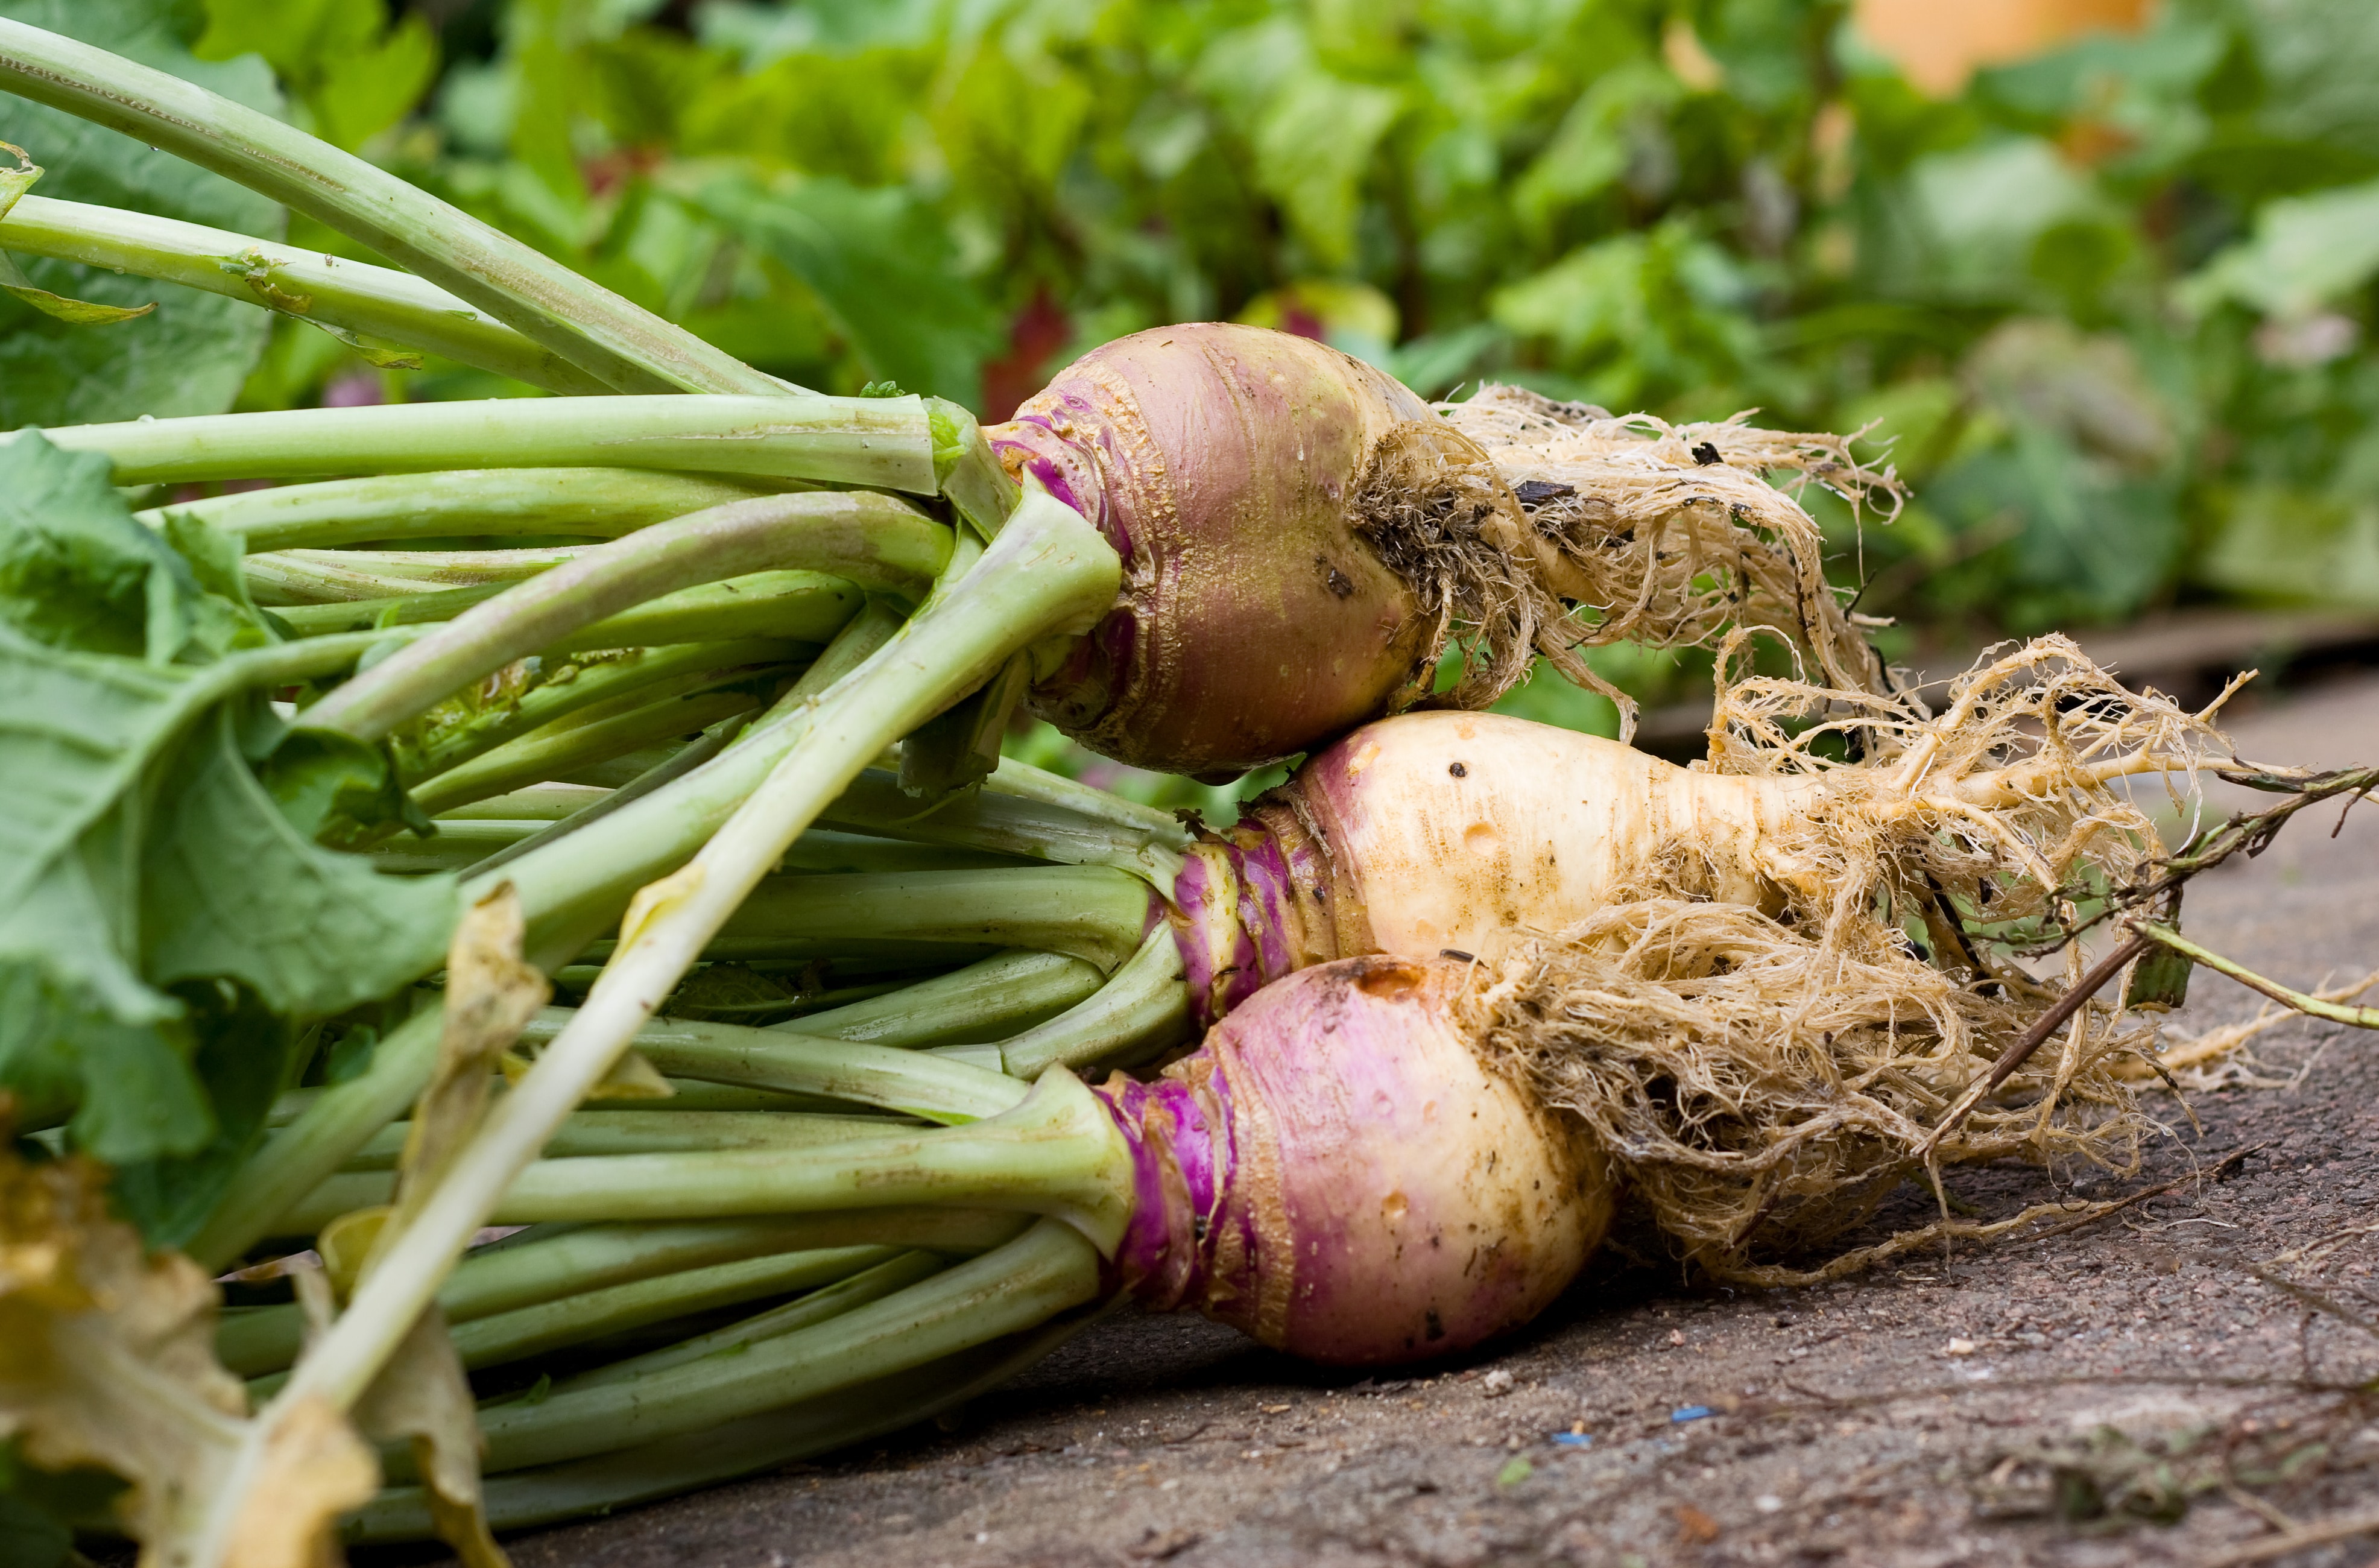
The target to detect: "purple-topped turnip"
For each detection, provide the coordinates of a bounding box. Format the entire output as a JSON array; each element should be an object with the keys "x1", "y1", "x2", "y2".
[{"x1": 991, "y1": 324, "x2": 1901, "y2": 774}]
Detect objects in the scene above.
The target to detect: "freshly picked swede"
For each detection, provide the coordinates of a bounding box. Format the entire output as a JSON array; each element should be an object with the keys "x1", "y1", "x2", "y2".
[{"x1": 992, "y1": 323, "x2": 1902, "y2": 774}]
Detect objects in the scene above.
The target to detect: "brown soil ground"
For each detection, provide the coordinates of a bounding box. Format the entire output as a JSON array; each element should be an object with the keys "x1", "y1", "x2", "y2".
[{"x1": 408, "y1": 673, "x2": 2379, "y2": 1568}]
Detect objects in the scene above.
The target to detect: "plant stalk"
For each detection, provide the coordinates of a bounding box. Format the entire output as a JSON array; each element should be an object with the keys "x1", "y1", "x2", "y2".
[
  {"x1": 0, "y1": 193, "x2": 611, "y2": 393},
  {"x1": 0, "y1": 20, "x2": 794, "y2": 395},
  {"x1": 45, "y1": 394, "x2": 937, "y2": 490},
  {"x1": 470, "y1": 1218, "x2": 1101, "y2": 1473},
  {"x1": 436, "y1": 1245, "x2": 906, "y2": 1378},
  {"x1": 304, "y1": 1070, "x2": 1131, "y2": 1233},
  {"x1": 774, "y1": 947, "x2": 1102, "y2": 1045},
  {"x1": 141, "y1": 469, "x2": 786, "y2": 554},
  {"x1": 2135, "y1": 921, "x2": 2379, "y2": 1028},
  {"x1": 983, "y1": 924, "x2": 1194, "y2": 1078},
  {"x1": 246, "y1": 545, "x2": 590, "y2": 605},
  {"x1": 668, "y1": 864, "x2": 1160, "y2": 975},
  {"x1": 548, "y1": 1249, "x2": 948, "y2": 1393},
  {"x1": 218, "y1": 1212, "x2": 1023, "y2": 1377},
  {"x1": 823, "y1": 767, "x2": 1186, "y2": 889},
  {"x1": 341, "y1": 1108, "x2": 897, "y2": 1169},
  {"x1": 396, "y1": 639, "x2": 802, "y2": 785},
  {"x1": 514, "y1": 1008, "x2": 1030, "y2": 1124},
  {"x1": 349, "y1": 1309, "x2": 1102, "y2": 1539},
  {"x1": 300, "y1": 490, "x2": 945, "y2": 744},
  {"x1": 407, "y1": 688, "x2": 771, "y2": 820}
]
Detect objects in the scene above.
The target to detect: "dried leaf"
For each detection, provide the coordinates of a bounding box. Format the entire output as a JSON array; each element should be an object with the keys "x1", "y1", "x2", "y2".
[
  {"x1": 315, "y1": 1207, "x2": 389, "y2": 1301},
  {"x1": 0, "y1": 1146, "x2": 371, "y2": 1567},
  {"x1": 218, "y1": 1394, "x2": 378, "y2": 1568},
  {"x1": 303, "y1": 318, "x2": 425, "y2": 370},
  {"x1": 618, "y1": 860, "x2": 705, "y2": 952},
  {"x1": 398, "y1": 884, "x2": 549, "y2": 1201},
  {"x1": 353, "y1": 1309, "x2": 508, "y2": 1568},
  {"x1": 321, "y1": 886, "x2": 540, "y2": 1567},
  {"x1": 499, "y1": 1044, "x2": 674, "y2": 1101},
  {"x1": 0, "y1": 142, "x2": 34, "y2": 221}
]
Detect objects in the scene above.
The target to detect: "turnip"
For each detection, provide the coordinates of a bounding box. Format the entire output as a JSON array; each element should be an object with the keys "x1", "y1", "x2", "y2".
[
  {"x1": 1171, "y1": 634, "x2": 2229, "y2": 1023},
  {"x1": 993, "y1": 325, "x2": 1904, "y2": 773}
]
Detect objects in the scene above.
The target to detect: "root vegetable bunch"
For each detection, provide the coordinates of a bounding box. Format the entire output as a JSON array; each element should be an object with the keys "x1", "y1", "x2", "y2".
[{"x1": 1, "y1": 15, "x2": 2363, "y2": 1568}]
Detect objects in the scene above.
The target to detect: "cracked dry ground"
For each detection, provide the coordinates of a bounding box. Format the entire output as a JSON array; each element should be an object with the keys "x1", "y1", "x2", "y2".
[{"x1": 398, "y1": 674, "x2": 2379, "y2": 1568}]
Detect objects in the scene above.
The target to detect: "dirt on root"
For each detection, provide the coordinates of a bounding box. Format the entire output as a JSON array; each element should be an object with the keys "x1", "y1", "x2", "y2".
[{"x1": 394, "y1": 674, "x2": 2379, "y2": 1568}]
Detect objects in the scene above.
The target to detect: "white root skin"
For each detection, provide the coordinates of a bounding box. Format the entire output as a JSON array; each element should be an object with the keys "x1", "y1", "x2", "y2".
[
  {"x1": 1265, "y1": 636, "x2": 2245, "y2": 1280},
  {"x1": 1308, "y1": 712, "x2": 1817, "y2": 965}
]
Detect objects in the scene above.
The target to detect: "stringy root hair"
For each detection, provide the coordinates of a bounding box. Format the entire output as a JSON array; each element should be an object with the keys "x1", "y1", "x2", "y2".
[
  {"x1": 1351, "y1": 384, "x2": 1904, "y2": 735},
  {"x1": 1467, "y1": 634, "x2": 2242, "y2": 1285}
]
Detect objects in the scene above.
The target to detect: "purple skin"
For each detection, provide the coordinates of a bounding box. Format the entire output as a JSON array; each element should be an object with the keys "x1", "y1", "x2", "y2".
[
  {"x1": 990, "y1": 323, "x2": 1439, "y2": 778},
  {"x1": 1169, "y1": 792, "x2": 1354, "y2": 1028},
  {"x1": 1091, "y1": 956, "x2": 1610, "y2": 1365}
]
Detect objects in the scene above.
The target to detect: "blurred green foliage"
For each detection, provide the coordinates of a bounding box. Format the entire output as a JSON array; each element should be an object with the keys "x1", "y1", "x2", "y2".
[{"x1": 129, "y1": 0, "x2": 2379, "y2": 794}]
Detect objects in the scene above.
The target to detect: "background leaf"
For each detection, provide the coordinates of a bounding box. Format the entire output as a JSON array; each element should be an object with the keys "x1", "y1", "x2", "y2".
[
  {"x1": 697, "y1": 173, "x2": 1002, "y2": 403},
  {"x1": 0, "y1": 0, "x2": 285, "y2": 426}
]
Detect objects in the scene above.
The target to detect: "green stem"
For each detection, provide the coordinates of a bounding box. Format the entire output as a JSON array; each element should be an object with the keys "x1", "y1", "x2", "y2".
[
  {"x1": 186, "y1": 1001, "x2": 443, "y2": 1271},
  {"x1": 394, "y1": 640, "x2": 803, "y2": 785},
  {"x1": 270, "y1": 567, "x2": 869, "y2": 647},
  {"x1": 408, "y1": 687, "x2": 769, "y2": 820},
  {"x1": 777, "y1": 947, "x2": 1101, "y2": 1045},
  {"x1": 513, "y1": 1008, "x2": 1030, "y2": 1124},
  {"x1": 462, "y1": 735, "x2": 738, "y2": 880},
  {"x1": 247, "y1": 545, "x2": 588, "y2": 606},
  {"x1": 271, "y1": 581, "x2": 510, "y2": 636},
  {"x1": 457, "y1": 601, "x2": 908, "y2": 872},
  {"x1": 472, "y1": 1218, "x2": 1101, "y2": 1473},
  {"x1": 595, "y1": 865, "x2": 1159, "y2": 974},
  {"x1": 306, "y1": 1070, "x2": 1129, "y2": 1233},
  {"x1": 365, "y1": 818, "x2": 544, "y2": 874},
  {"x1": 218, "y1": 1212, "x2": 1022, "y2": 1377},
  {"x1": 771, "y1": 829, "x2": 1032, "y2": 875},
  {"x1": 624, "y1": 1080, "x2": 863, "y2": 1114},
  {"x1": 983, "y1": 755, "x2": 1193, "y2": 846},
  {"x1": 434, "y1": 1245, "x2": 905, "y2": 1379},
  {"x1": 824, "y1": 767, "x2": 1185, "y2": 890},
  {"x1": 558, "y1": 570, "x2": 877, "y2": 652},
  {"x1": 0, "y1": 192, "x2": 610, "y2": 394},
  {"x1": 438, "y1": 785, "x2": 606, "y2": 821},
  {"x1": 141, "y1": 469, "x2": 786, "y2": 554},
  {"x1": 2135, "y1": 921, "x2": 2379, "y2": 1029},
  {"x1": 0, "y1": 20, "x2": 792, "y2": 396},
  {"x1": 45, "y1": 393, "x2": 937, "y2": 490},
  {"x1": 261, "y1": 493, "x2": 1117, "y2": 1429},
  {"x1": 302, "y1": 491, "x2": 945, "y2": 744},
  {"x1": 981, "y1": 923, "x2": 1194, "y2": 1079},
  {"x1": 340, "y1": 1108, "x2": 896, "y2": 1169},
  {"x1": 349, "y1": 1307, "x2": 1102, "y2": 1540},
  {"x1": 252, "y1": 1246, "x2": 906, "y2": 1402},
  {"x1": 548, "y1": 1249, "x2": 947, "y2": 1392}
]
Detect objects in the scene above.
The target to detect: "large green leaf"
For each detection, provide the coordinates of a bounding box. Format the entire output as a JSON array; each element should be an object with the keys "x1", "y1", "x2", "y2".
[
  {"x1": 0, "y1": 434, "x2": 455, "y2": 1229},
  {"x1": 698, "y1": 172, "x2": 1000, "y2": 403},
  {"x1": 0, "y1": 435, "x2": 269, "y2": 661},
  {"x1": 0, "y1": 0, "x2": 286, "y2": 426}
]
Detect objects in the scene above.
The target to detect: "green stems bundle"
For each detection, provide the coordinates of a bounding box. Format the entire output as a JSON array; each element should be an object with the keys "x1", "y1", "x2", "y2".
[{"x1": 0, "y1": 20, "x2": 1220, "y2": 1563}]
